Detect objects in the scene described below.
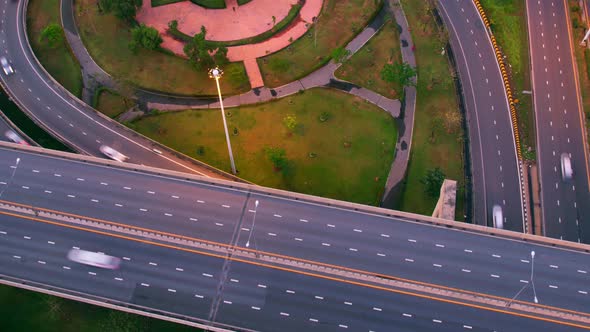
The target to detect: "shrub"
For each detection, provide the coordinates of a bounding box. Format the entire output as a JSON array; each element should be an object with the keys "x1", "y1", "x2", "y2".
[
  {"x1": 421, "y1": 167, "x2": 446, "y2": 198},
  {"x1": 39, "y1": 23, "x2": 64, "y2": 48},
  {"x1": 196, "y1": 145, "x2": 205, "y2": 156},
  {"x1": 319, "y1": 111, "x2": 331, "y2": 122},
  {"x1": 381, "y1": 62, "x2": 417, "y2": 87},
  {"x1": 129, "y1": 24, "x2": 162, "y2": 53},
  {"x1": 265, "y1": 147, "x2": 288, "y2": 170},
  {"x1": 99, "y1": 0, "x2": 142, "y2": 24},
  {"x1": 283, "y1": 114, "x2": 297, "y2": 132}
]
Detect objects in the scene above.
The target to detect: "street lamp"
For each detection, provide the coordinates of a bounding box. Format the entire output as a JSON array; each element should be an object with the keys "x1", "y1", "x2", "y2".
[
  {"x1": 0, "y1": 157, "x2": 20, "y2": 199},
  {"x1": 507, "y1": 250, "x2": 538, "y2": 307},
  {"x1": 530, "y1": 251, "x2": 538, "y2": 303},
  {"x1": 245, "y1": 200, "x2": 259, "y2": 249},
  {"x1": 209, "y1": 67, "x2": 237, "y2": 175}
]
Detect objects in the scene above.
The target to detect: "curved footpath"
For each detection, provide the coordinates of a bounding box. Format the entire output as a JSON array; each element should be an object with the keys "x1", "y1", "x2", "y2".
[
  {"x1": 380, "y1": 0, "x2": 417, "y2": 207},
  {"x1": 61, "y1": 0, "x2": 418, "y2": 204}
]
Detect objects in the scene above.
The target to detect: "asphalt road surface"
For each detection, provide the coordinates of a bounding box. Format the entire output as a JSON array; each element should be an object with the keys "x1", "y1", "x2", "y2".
[
  {"x1": 0, "y1": 214, "x2": 584, "y2": 332},
  {"x1": 0, "y1": 147, "x2": 588, "y2": 317},
  {"x1": 0, "y1": 0, "x2": 221, "y2": 178},
  {"x1": 438, "y1": 0, "x2": 524, "y2": 231},
  {"x1": 526, "y1": 0, "x2": 590, "y2": 243}
]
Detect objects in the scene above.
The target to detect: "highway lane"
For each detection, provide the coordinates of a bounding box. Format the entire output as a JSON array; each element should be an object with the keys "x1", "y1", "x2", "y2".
[
  {"x1": 0, "y1": 214, "x2": 584, "y2": 332},
  {"x1": 439, "y1": 0, "x2": 524, "y2": 231},
  {"x1": 0, "y1": 0, "x2": 224, "y2": 178},
  {"x1": 0, "y1": 147, "x2": 589, "y2": 315},
  {"x1": 526, "y1": 0, "x2": 590, "y2": 243}
]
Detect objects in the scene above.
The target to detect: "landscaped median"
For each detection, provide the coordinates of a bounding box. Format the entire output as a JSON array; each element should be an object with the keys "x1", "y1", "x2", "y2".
[
  {"x1": 27, "y1": 0, "x2": 83, "y2": 98},
  {"x1": 258, "y1": 0, "x2": 384, "y2": 87},
  {"x1": 75, "y1": 0, "x2": 250, "y2": 96},
  {"x1": 396, "y1": 0, "x2": 465, "y2": 220},
  {"x1": 127, "y1": 88, "x2": 397, "y2": 205},
  {"x1": 477, "y1": 0, "x2": 530, "y2": 160},
  {"x1": 568, "y1": 0, "x2": 590, "y2": 139}
]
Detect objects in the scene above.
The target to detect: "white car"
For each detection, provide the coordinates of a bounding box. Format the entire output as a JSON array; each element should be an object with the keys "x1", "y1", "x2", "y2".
[
  {"x1": 100, "y1": 145, "x2": 128, "y2": 162},
  {"x1": 0, "y1": 56, "x2": 14, "y2": 76},
  {"x1": 4, "y1": 130, "x2": 29, "y2": 145},
  {"x1": 492, "y1": 205, "x2": 503, "y2": 229},
  {"x1": 67, "y1": 249, "x2": 121, "y2": 270},
  {"x1": 560, "y1": 153, "x2": 573, "y2": 180}
]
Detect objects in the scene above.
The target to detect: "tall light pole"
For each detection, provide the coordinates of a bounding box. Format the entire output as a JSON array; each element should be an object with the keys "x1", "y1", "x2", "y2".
[
  {"x1": 245, "y1": 200, "x2": 259, "y2": 250},
  {"x1": 0, "y1": 157, "x2": 20, "y2": 199},
  {"x1": 507, "y1": 250, "x2": 538, "y2": 307},
  {"x1": 530, "y1": 250, "x2": 538, "y2": 303},
  {"x1": 209, "y1": 67, "x2": 237, "y2": 175}
]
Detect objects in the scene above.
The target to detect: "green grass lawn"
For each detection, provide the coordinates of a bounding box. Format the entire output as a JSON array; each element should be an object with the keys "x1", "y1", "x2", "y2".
[
  {"x1": 0, "y1": 284, "x2": 200, "y2": 332},
  {"x1": 75, "y1": 0, "x2": 249, "y2": 96},
  {"x1": 130, "y1": 88, "x2": 397, "y2": 205},
  {"x1": 568, "y1": 0, "x2": 590, "y2": 140},
  {"x1": 258, "y1": 0, "x2": 383, "y2": 87},
  {"x1": 95, "y1": 88, "x2": 133, "y2": 118},
  {"x1": 397, "y1": 0, "x2": 465, "y2": 219},
  {"x1": 335, "y1": 18, "x2": 402, "y2": 99},
  {"x1": 480, "y1": 0, "x2": 534, "y2": 159},
  {"x1": 27, "y1": 0, "x2": 83, "y2": 98}
]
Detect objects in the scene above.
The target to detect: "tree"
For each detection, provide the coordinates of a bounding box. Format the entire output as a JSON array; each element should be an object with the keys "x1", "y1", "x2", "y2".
[
  {"x1": 183, "y1": 26, "x2": 229, "y2": 70},
  {"x1": 421, "y1": 167, "x2": 446, "y2": 198},
  {"x1": 266, "y1": 147, "x2": 288, "y2": 170},
  {"x1": 39, "y1": 23, "x2": 63, "y2": 48},
  {"x1": 99, "y1": 0, "x2": 142, "y2": 24},
  {"x1": 129, "y1": 24, "x2": 162, "y2": 53},
  {"x1": 213, "y1": 45, "x2": 229, "y2": 66},
  {"x1": 331, "y1": 47, "x2": 351, "y2": 64},
  {"x1": 380, "y1": 62, "x2": 417, "y2": 87}
]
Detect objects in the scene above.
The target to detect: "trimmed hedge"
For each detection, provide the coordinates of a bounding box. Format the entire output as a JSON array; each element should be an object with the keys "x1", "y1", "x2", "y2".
[
  {"x1": 151, "y1": 0, "x2": 184, "y2": 7},
  {"x1": 166, "y1": 3, "x2": 302, "y2": 48},
  {"x1": 189, "y1": 0, "x2": 226, "y2": 9}
]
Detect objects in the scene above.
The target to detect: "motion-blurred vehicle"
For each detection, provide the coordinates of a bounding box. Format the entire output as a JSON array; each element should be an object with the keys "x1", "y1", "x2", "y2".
[
  {"x1": 1, "y1": 56, "x2": 14, "y2": 76},
  {"x1": 560, "y1": 153, "x2": 573, "y2": 180},
  {"x1": 4, "y1": 130, "x2": 29, "y2": 145},
  {"x1": 100, "y1": 145, "x2": 128, "y2": 162},
  {"x1": 492, "y1": 205, "x2": 503, "y2": 229},
  {"x1": 67, "y1": 249, "x2": 121, "y2": 270}
]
